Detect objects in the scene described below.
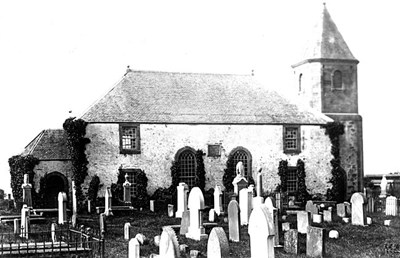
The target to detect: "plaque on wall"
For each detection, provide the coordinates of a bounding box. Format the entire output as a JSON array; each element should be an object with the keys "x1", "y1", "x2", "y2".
[{"x1": 208, "y1": 144, "x2": 221, "y2": 157}]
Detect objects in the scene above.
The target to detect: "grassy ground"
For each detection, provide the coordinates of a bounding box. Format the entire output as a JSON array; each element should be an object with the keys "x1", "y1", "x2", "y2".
[{"x1": 1, "y1": 208, "x2": 400, "y2": 257}]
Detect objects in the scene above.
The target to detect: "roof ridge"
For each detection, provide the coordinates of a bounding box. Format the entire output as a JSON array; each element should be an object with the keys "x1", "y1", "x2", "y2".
[
  {"x1": 24, "y1": 130, "x2": 46, "y2": 155},
  {"x1": 126, "y1": 69, "x2": 253, "y2": 77}
]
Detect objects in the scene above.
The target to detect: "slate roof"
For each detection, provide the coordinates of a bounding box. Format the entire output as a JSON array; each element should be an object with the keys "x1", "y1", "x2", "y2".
[
  {"x1": 81, "y1": 70, "x2": 331, "y2": 125},
  {"x1": 297, "y1": 4, "x2": 358, "y2": 64},
  {"x1": 23, "y1": 129, "x2": 71, "y2": 160}
]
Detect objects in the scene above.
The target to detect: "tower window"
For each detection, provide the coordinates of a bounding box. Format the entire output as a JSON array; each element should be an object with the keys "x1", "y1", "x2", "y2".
[
  {"x1": 298, "y1": 73, "x2": 303, "y2": 92},
  {"x1": 332, "y1": 70, "x2": 343, "y2": 90}
]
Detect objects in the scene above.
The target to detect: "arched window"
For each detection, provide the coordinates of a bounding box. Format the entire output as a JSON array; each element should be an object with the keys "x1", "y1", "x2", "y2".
[
  {"x1": 230, "y1": 147, "x2": 252, "y2": 178},
  {"x1": 332, "y1": 70, "x2": 343, "y2": 89},
  {"x1": 176, "y1": 148, "x2": 196, "y2": 188},
  {"x1": 299, "y1": 73, "x2": 303, "y2": 92}
]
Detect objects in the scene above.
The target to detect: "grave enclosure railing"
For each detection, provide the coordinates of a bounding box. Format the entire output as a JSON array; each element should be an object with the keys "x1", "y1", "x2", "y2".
[{"x1": 0, "y1": 224, "x2": 105, "y2": 257}]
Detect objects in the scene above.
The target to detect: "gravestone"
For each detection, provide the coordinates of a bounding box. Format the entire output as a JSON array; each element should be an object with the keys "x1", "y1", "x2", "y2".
[
  {"x1": 344, "y1": 201, "x2": 352, "y2": 216},
  {"x1": 168, "y1": 204, "x2": 174, "y2": 217},
  {"x1": 313, "y1": 214, "x2": 322, "y2": 224},
  {"x1": 128, "y1": 238, "x2": 140, "y2": 258},
  {"x1": 265, "y1": 197, "x2": 280, "y2": 247},
  {"x1": 186, "y1": 187, "x2": 207, "y2": 241},
  {"x1": 105, "y1": 187, "x2": 113, "y2": 216},
  {"x1": 176, "y1": 182, "x2": 189, "y2": 218},
  {"x1": 282, "y1": 222, "x2": 290, "y2": 231},
  {"x1": 256, "y1": 170, "x2": 263, "y2": 197},
  {"x1": 135, "y1": 233, "x2": 148, "y2": 245},
  {"x1": 323, "y1": 210, "x2": 332, "y2": 223},
  {"x1": 20, "y1": 204, "x2": 29, "y2": 239},
  {"x1": 72, "y1": 181, "x2": 77, "y2": 215},
  {"x1": 228, "y1": 199, "x2": 240, "y2": 242},
  {"x1": 306, "y1": 200, "x2": 318, "y2": 215},
  {"x1": 297, "y1": 211, "x2": 311, "y2": 234},
  {"x1": 123, "y1": 174, "x2": 132, "y2": 204},
  {"x1": 88, "y1": 200, "x2": 92, "y2": 214},
  {"x1": 22, "y1": 174, "x2": 32, "y2": 207},
  {"x1": 160, "y1": 226, "x2": 180, "y2": 258},
  {"x1": 51, "y1": 223, "x2": 58, "y2": 243},
  {"x1": 150, "y1": 200, "x2": 155, "y2": 212},
  {"x1": 284, "y1": 229, "x2": 299, "y2": 255},
  {"x1": 367, "y1": 196, "x2": 375, "y2": 213},
  {"x1": 207, "y1": 227, "x2": 229, "y2": 258},
  {"x1": 58, "y1": 192, "x2": 67, "y2": 224},
  {"x1": 253, "y1": 196, "x2": 264, "y2": 209},
  {"x1": 386, "y1": 196, "x2": 398, "y2": 216},
  {"x1": 180, "y1": 210, "x2": 190, "y2": 235},
  {"x1": 209, "y1": 208, "x2": 215, "y2": 222},
  {"x1": 124, "y1": 222, "x2": 131, "y2": 240},
  {"x1": 14, "y1": 218, "x2": 20, "y2": 234},
  {"x1": 275, "y1": 192, "x2": 282, "y2": 212},
  {"x1": 232, "y1": 162, "x2": 248, "y2": 195},
  {"x1": 100, "y1": 213, "x2": 106, "y2": 233},
  {"x1": 239, "y1": 188, "x2": 251, "y2": 226},
  {"x1": 336, "y1": 203, "x2": 346, "y2": 217},
  {"x1": 214, "y1": 184, "x2": 224, "y2": 216},
  {"x1": 380, "y1": 175, "x2": 388, "y2": 197},
  {"x1": 248, "y1": 204, "x2": 275, "y2": 258},
  {"x1": 72, "y1": 214, "x2": 77, "y2": 228},
  {"x1": 307, "y1": 226, "x2": 325, "y2": 257},
  {"x1": 350, "y1": 192, "x2": 367, "y2": 226}
]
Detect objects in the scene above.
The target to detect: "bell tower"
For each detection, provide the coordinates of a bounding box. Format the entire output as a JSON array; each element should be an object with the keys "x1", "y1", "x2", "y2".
[{"x1": 292, "y1": 3, "x2": 364, "y2": 195}]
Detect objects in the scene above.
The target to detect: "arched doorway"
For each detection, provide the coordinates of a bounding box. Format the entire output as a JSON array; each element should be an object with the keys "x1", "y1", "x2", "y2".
[{"x1": 43, "y1": 172, "x2": 68, "y2": 208}]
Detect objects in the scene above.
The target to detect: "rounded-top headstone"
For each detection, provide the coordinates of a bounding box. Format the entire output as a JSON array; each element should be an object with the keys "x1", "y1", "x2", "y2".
[
  {"x1": 350, "y1": 192, "x2": 367, "y2": 204},
  {"x1": 160, "y1": 226, "x2": 180, "y2": 257},
  {"x1": 207, "y1": 227, "x2": 229, "y2": 258},
  {"x1": 188, "y1": 187, "x2": 205, "y2": 210},
  {"x1": 248, "y1": 204, "x2": 275, "y2": 236}
]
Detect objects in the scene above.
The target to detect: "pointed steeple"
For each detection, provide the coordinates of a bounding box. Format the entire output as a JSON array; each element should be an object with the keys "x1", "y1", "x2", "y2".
[{"x1": 297, "y1": 3, "x2": 357, "y2": 64}]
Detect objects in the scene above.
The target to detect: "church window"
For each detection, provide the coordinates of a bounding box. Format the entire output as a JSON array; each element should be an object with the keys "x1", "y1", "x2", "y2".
[
  {"x1": 119, "y1": 124, "x2": 140, "y2": 154},
  {"x1": 230, "y1": 147, "x2": 252, "y2": 178},
  {"x1": 332, "y1": 70, "x2": 343, "y2": 90},
  {"x1": 287, "y1": 167, "x2": 298, "y2": 193},
  {"x1": 177, "y1": 148, "x2": 197, "y2": 188},
  {"x1": 120, "y1": 168, "x2": 140, "y2": 197},
  {"x1": 283, "y1": 126, "x2": 301, "y2": 154}
]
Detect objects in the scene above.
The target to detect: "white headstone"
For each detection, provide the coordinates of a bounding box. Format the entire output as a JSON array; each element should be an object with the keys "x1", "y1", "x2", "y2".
[
  {"x1": 350, "y1": 192, "x2": 367, "y2": 226},
  {"x1": 312, "y1": 214, "x2": 322, "y2": 224},
  {"x1": 297, "y1": 211, "x2": 311, "y2": 234},
  {"x1": 128, "y1": 238, "x2": 140, "y2": 258},
  {"x1": 124, "y1": 222, "x2": 131, "y2": 240},
  {"x1": 58, "y1": 192, "x2": 67, "y2": 224},
  {"x1": 20, "y1": 204, "x2": 29, "y2": 239},
  {"x1": 248, "y1": 204, "x2": 275, "y2": 258},
  {"x1": 232, "y1": 162, "x2": 248, "y2": 195},
  {"x1": 14, "y1": 218, "x2": 20, "y2": 234},
  {"x1": 323, "y1": 210, "x2": 332, "y2": 223},
  {"x1": 239, "y1": 188, "x2": 252, "y2": 226},
  {"x1": 186, "y1": 187, "x2": 207, "y2": 241},
  {"x1": 386, "y1": 196, "x2": 398, "y2": 216},
  {"x1": 72, "y1": 181, "x2": 77, "y2": 215},
  {"x1": 252, "y1": 196, "x2": 264, "y2": 209},
  {"x1": 367, "y1": 217, "x2": 372, "y2": 225},
  {"x1": 22, "y1": 174, "x2": 32, "y2": 207},
  {"x1": 150, "y1": 200, "x2": 155, "y2": 212},
  {"x1": 168, "y1": 204, "x2": 174, "y2": 217},
  {"x1": 384, "y1": 219, "x2": 391, "y2": 226},
  {"x1": 214, "y1": 184, "x2": 223, "y2": 216},
  {"x1": 380, "y1": 175, "x2": 388, "y2": 197},
  {"x1": 105, "y1": 187, "x2": 113, "y2": 216},
  {"x1": 209, "y1": 208, "x2": 216, "y2": 222},
  {"x1": 160, "y1": 226, "x2": 180, "y2": 258},
  {"x1": 265, "y1": 197, "x2": 280, "y2": 247},
  {"x1": 207, "y1": 227, "x2": 230, "y2": 258},
  {"x1": 176, "y1": 182, "x2": 189, "y2": 218},
  {"x1": 51, "y1": 223, "x2": 58, "y2": 243},
  {"x1": 328, "y1": 230, "x2": 339, "y2": 239},
  {"x1": 228, "y1": 200, "x2": 240, "y2": 242}
]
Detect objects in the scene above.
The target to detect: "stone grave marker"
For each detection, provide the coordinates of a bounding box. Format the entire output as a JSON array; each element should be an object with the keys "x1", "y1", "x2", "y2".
[
  {"x1": 209, "y1": 208, "x2": 216, "y2": 222},
  {"x1": 228, "y1": 199, "x2": 240, "y2": 242},
  {"x1": 297, "y1": 211, "x2": 311, "y2": 234},
  {"x1": 105, "y1": 187, "x2": 113, "y2": 216},
  {"x1": 58, "y1": 192, "x2": 67, "y2": 224},
  {"x1": 386, "y1": 196, "x2": 398, "y2": 216},
  {"x1": 239, "y1": 188, "x2": 251, "y2": 226},
  {"x1": 336, "y1": 203, "x2": 346, "y2": 217},
  {"x1": 253, "y1": 195, "x2": 264, "y2": 209},
  {"x1": 72, "y1": 181, "x2": 77, "y2": 215},
  {"x1": 265, "y1": 197, "x2": 280, "y2": 247},
  {"x1": 160, "y1": 226, "x2": 180, "y2": 258},
  {"x1": 282, "y1": 222, "x2": 290, "y2": 231},
  {"x1": 150, "y1": 200, "x2": 155, "y2": 212},
  {"x1": 123, "y1": 174, "x2": 132, "y2": 204},
  {"x1": 168, "y1": 204, "x2": 174, "y2": 217},
  {"x1": 232, "y1": 162, "x2": 248, "y2": 195},
  {"x1": 344, "y1": 201, "x2": 352, "y2": 216},
  {"x1": 306, "y1": 200, "x2": 318, "y2": 215},
  {"x1": 214, "y1": 184, "x2": 224, "y2": 216},
  {"x1": 207, "y1": 227, "x2": 230, "y2": 258},
  {"x1": 275, "y1": 192, "x2": 282, "y2": 213},
  {"x1": 176, "y1": 182, "x2": 189, "y2": 218},
  {"x1": 154, "y1": 235, "x2": 161, "y2": 247},
  {"x1": 186, "y1": 187, "x2": 207, "y2": 241},
  {"x1": 100, "y1": 213, "x2": 106, "y2": 233},
  {"x1": 248, "y1": 204, "x2": 275, "y2": 258},
  {"x1": 14, "y1": 218, "x2": 20, "y2": 234},
  {"x1": 72, "y1": 214, "x2": 77, "y2": 228},
  {"x1": 51, "y1": 223, "x2": 58, "y2": 243},
  {"x1": 180, "y1": 210, "x2": 190, "y2": 235},
  {"x1": 328, "y1": 230, "x2": 339, "y2": 239},
  {"x1": 135, "y1": 233, "x2": 148, "y2": 245},
  {"x1": 124, "y1": 222, "x2": 131, "y2": 240},
  {"x1": 128, "y1": 238, "x2": 140, "y2": 258},
  {"x1": 22, "y1": 174, "x2": 32, "y2": 207},
  {"x1": 20, "y1": 204, "x2": 29, "y2": 239},
  {"x1": 313, "y1": 214, "x2": 322, "y2": 224},
  {"x1": 284, "y1": 229, "x2": 299, "y2": 255},
  {"x1": 307, "y1": 226, "x2": 325, "y2": 257},
  {"x1": 256, "y1": 170, "x2": 263, "y2": 197},
  {"x1": 323, "y1": 210, "x2": 332, "y2": 223},
  {"x1": 380, "y1": 175, "x2": 388, "y2": 197},
  {"x1": 350, "y1": 192, "x2": 367, "y2": 226}
]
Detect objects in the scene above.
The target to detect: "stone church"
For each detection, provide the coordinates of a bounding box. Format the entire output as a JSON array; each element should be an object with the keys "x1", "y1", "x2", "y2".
[{"x1": 22, "y1": 4, "x2": 363, "y2": 205}]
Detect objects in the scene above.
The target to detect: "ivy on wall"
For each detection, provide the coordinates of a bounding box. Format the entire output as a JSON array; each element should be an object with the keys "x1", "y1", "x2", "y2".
[
  {"x1": 277, "y1": 160, "x2": 288, "y2": 192},
  {"x1": 133, "y1": 170, "x2": 149, "y2": 208},
  {"x1": 222, "y1": 155, "x2": 235, "y2": 192},
  {"x1": 324, "y1": 121, "x2": 347, "y2": 202},
  {"x1": 194, "y1": 150, "x2": 206, "y2": 191},
  {"x1": 88, "y1": 175, "x2": 100, "y2": 205},
  {"x1": 296, "y1": 159, "x2": 309, "y2": 204},
  {"x1": 170, "y1": 160, "x2": 180, "y2": 191},
  {"x1": 8, "y1": 154, "x2": 39, "y2": 207},
  {"x1": 63, "y1": 117, "x2": 90, "y2": 210}
]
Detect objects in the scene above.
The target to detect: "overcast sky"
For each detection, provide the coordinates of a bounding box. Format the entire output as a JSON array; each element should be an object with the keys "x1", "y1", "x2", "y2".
[{"x1": 0, "y1": 0, "x2": 399, "y2": 193}]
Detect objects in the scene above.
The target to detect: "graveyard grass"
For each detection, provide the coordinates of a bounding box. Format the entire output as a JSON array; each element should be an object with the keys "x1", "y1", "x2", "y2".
[{"x1": 2, "y1": 208, "x2": 400, "y2": 257}]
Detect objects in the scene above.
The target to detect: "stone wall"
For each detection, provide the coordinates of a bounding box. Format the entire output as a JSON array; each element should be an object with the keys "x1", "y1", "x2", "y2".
[
  {"x1": 85, "y1": 123, "x2": 333, "y2": 196},
  {"x1": 33, "y1": 160, "x2": 73, "y2": 192}
]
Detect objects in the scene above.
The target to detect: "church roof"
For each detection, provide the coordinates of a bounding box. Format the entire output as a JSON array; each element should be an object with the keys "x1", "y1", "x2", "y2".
[
  {"x1": 23, "y1": 129, "x2": 71, "y2": 160},
  {"x1": 81, "y1": 70, "x2": 331, "y2": 125},
  {"x1": 296, "y1": 4, "x2": 358, "y2": 65}
]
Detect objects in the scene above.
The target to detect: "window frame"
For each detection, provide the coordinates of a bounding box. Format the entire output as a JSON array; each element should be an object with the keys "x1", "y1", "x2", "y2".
[
  {"x1": 176, "y1": 147, "x2": 197, "y2": 189},
  {"x1": 230, "y1": 147, "x2": 252, "y2": 179},
  {"x1": 119, "y1": 123, "x2": 141, "y2": 154},
  {"x1": 331, "y1": 70, "x2": 344, "y2": 90},
  {"x1": 283, "y1": 125, "x2": 301, "y2": 154},
  {"x1": 286, "y1": 166, "x2": 298, "y2": 194}
]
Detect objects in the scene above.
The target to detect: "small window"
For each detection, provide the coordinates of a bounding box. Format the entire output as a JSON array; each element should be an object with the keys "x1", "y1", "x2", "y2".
[
  {"x1": 287, "y1": 167, "x2": 298, "y2": 193},
  {"x1": 283, "y1": 126, "x2": 301, "y2": 154},
  {"x1": 121, "y1": 168, "x2": 140, "y2": 197},
  {"x1": 298, "y1": 73, "x2": 303, "y2": 92},
  {"x1": 119, "y1": 124, "x2": 140, "y2": 154},
  {"x1": 332, "y1": 70, "x2": 343, "y2": 90},
  {"x1": 208, "y1": 144, "x2": 221, "y2": 157}
]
